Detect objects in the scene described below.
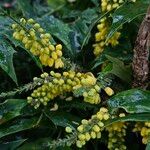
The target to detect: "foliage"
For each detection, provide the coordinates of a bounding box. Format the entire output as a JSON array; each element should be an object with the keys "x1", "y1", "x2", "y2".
[{"x1": 0, "y1": 0, "x2": 149, "y2": 150}]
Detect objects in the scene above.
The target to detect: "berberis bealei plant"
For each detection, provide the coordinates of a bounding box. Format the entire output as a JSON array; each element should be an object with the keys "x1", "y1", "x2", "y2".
[{"x1": 0, "y1": 0, "x2": 149, "y2": 149}]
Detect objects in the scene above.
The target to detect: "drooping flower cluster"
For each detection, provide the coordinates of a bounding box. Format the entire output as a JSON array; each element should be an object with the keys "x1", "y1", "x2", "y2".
[
  {"x1": 12, "y1": 18, "x2": 64, "y2": 68},
  {"x1": 106, "y1": 114, "x2": 127, "y2": 150},
  {"x1": 27, "y1": 71, "x2": 114, "y2": 109},
  {"x1": 69, "y1": 107, "x2": 110, "y2": 148},
  {"x1": 93, "y1": 0, "x2": 137, "y2": 56},
  {"x1": 133, "y1": 122, "x2": 150, "y2": 144}
]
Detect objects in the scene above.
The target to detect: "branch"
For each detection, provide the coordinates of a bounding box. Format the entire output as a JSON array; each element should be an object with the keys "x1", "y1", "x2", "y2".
[{"x1": 132, "y1": 5, "x2": 150, "y2": 89}]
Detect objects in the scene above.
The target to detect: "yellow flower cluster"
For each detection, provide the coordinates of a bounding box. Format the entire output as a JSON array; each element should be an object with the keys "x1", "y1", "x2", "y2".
[
  {"x1": 74, "y1": 107, "x2": 110, "y2": 148},
  {"x1": 106, "y1": 114, "x2": 127, "y2": 150},
  {"x1": 133, "y1": 122, "x2": 150, "y2": 144},
  {"x1": 82, "y1": 84, "x2": 101, "y2": 104},
  {"x1": 93, "y1": 0, "x2": 125, "y2": 56},
  {"x1": 101, "y1": 0, "x2": 124, "y2": 12},
  {"x1": 27, "y1": 71, "x2": 102, "y2": 109},
  {"x1": 12, "y1": 18, "x2": 64, "y2": 68}
]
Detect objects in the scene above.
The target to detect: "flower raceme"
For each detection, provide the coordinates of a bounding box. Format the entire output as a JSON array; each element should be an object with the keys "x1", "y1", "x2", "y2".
[
  {"x1": 27, "y1": 71, "x2": 114, "y2": 109},
  {"x1": 65, "y1": 110, "x2": 127, "y2": 149},
  {"x1": 93, "y1": 0, "x2": 137, "y2": 57},
  {"x1": 12, "y1": 18, "x2": 64, "y2": 68},
  {"x1": 74, "y1": 107, "x2": 110, "y2": 148},
  {"x1": 133, "y1": 122, "x2": 150, "y2": 145},
  {"x1": 106, "y1": 113, "x2": 127, "y2": 150}
]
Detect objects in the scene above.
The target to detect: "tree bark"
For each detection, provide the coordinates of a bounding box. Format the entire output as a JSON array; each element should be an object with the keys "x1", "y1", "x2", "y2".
[{"x1": 132, "y1": 6, "x2": 150, "y2": 89}]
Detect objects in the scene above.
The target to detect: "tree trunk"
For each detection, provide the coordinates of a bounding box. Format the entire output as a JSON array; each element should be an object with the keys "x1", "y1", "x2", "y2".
[{"x1": 132, "y1": 6, "x2": 150, "y2": 89}]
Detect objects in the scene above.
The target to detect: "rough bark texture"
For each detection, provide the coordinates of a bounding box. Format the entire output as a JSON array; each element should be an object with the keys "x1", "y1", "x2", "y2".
[{"x1": 132, "y1": 6, "x2": 150, "y2": 89}]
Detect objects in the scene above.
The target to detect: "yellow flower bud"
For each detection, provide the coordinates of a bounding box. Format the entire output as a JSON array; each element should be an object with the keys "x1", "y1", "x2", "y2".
[
  {"x1": 55, "y1": 58, "x2": 64, "y2": 68},
  {"x1": 34, "y1": 23, "x2": 40, "y2": 29},
  {"x1": 81, "y1": 119, "x2": 88, "y2": 125},
  {"x1": 91, "y1": 131, "x2": 96, "y2": 139},
  {"x1": 47, "y1": 58, "x2": 54, "y2": 67},
  {"x1": 85, "y1": 133, "x2": 91, "y2": 141},
  {"x1": 51, "y1": 52, "x2": 58, "y2": 60},
  {"x1": 104, "y1": 87, "x2": 114, "y2": 96},
  {"x1": 11, "y1": 24, "x2": 17, "y2": 29},
  {"x1": 77, "y1": 125, "x2": 84, "y2": 132},
  {"x1": 96, "y1": 112, "x2": 103, "y2": 120},
  {"x1": 93, "y1": 125, "x2": 100, "y2": 133},
  {"x1": 27, "y1": 18, "x2": 35, "y2": 24},
  {"x1": 83, "y1": 92, "x2": 88, "y2": 97},
  {"x1": 103, "y1": 114, "x2": 110, "y2": 120},
  {"x1": 49, "y1": 45, "x2": 55, "y2": 51},
  {"x1": 78, "y1": 134, "x2": 85, "y2": 141},
  {"x1": 96, "y1": 132, "x2": 101, "y2": 139},
  {"x1": 56, "y1": 50, "x2": 62, "y2": 57},
  {"x1": 38, "y1": 28, "x2": 44, "y2": 33},
  {"x1": 76, "y1": 140, "x2": 82, "y2": 148},
  {"x1": 56, "y1": 44, "x2": 62, "y2": 50},
  {"x1": 65, "y1": 127, "x2": 72, "y2": 133}
]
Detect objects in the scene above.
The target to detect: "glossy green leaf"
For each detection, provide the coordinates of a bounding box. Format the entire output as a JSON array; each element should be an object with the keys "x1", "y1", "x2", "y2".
[
  {"x1": 146, "y1": 142, "x2": 150, "y2": 150},
  {"x1": 0, "y1": 37, "x2": 17, "y2": 84},
  {"x1": 0, "y1": 139, "x2": 27, "y2": 150},
  {"x1": 47, "y1": 0, "x2": 66, "y2": 9},
  {"x1": 0, "y1": 118, "x2": 37, "y2": 139},
  {"x1": 44, "y1": 111, "x2": 80, "y2": 127},
  {"x1": 72, "y1": 8, "x2": 98, "y2": 49},
  {"x1": 61, "y1": 100, "x2": 97, "y2": 110},
  {"x1": 105, "y1": 113, "x2": 150, "y2": 127},
  {"x1": 17, "y1": 0, "x2": 35, "y2": 17},
  {"x1": 107, "y1": 89, "x2": 150, "y2": 114},
  {"x1": 106, "y1": 1, "x2": 148, "y2": 41},
  {"x1": 18, "y1": 138, "x2": 51, "y2": 150},
  {"x1": 0, "y1": 16, "x2": 12, "y2": 35},
  {"x1": 0, "y1": 99, "x2": 27, "y2": 125},
  {"x1": 105, "y1": 55, "x2": 132, "y2": 83},
  {"x1": 8, "y1": 36, "x2": 43, "y2": 70}
]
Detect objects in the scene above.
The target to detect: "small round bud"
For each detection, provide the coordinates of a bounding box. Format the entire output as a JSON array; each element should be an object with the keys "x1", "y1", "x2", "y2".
[
  {"x1": 27, "y1": 18, "x2": 35, "y2": 24},
  {"x1": 65, "y1": 127, "x2": 72, "y2": 133}
]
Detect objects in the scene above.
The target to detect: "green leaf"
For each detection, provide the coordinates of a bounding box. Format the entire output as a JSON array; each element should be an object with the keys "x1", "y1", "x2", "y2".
[
  {"x1": 8, "y1": 36, "x2": 43, "y2": 70},
  {"x1": 0, "y1": 118, "x2": 37, "y2": 139},
  {"x1": 44, "y1": 111, "x2": 80, "y2": 127},
  {"x1": 107, "y1": 89, "x2": 150, "y2": 114},
  {"x1": 106, "y1": 1, "x2": 148, "y2": 41},
  {"x1": 146, "y1": 142, "x2": 150, "y2": 150},
  {"x1": 17, "y1": 0, "x2": 35, "y2": 17},
  {"x1": 0, "y1": 139, "x2": 27, "y2": 150},
  {"x1": 0, "y1": 99, "x2": 27, "y2": 125},
  {"x1": 105, "y1": 55, "x2": 132, "y2": 83},
  {"x1": 47, "y1": 0, "x2": 66, "y2": 9},
  {"x1": 0, "y1": 16, "x2": 12, "y2": 35},
  {"x1": 0, "y1": 36, "x2": 17, "y2": 84},
  {"x1": 18, "y1": 138, "x2": 51, "y2": 150},
  {"x1": 72, "y1": 8, "x2": 98, "y2": 49},
  {"x1": 105, "y1": 113, "x2": 150, "y2": 127}
]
